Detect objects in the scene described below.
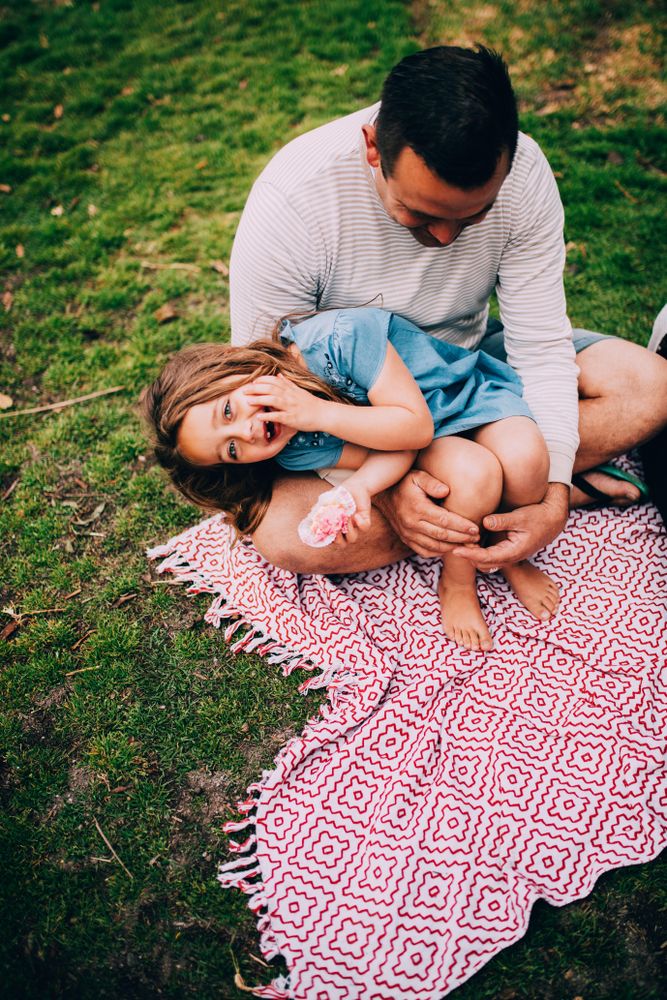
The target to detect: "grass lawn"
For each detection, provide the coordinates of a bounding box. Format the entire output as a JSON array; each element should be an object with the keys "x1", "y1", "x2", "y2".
[{"x1": 1, "y1": 0, "x2": 665, "y2": 997}]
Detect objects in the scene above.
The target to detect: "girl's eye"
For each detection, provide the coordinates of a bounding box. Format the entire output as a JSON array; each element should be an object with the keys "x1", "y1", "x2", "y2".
[
  {"x1": 228, "y1": 440, "x2": 237, "y2": 461},
  {"x1": 224, "y1": 400, "x2": 232, "y2": 419}
]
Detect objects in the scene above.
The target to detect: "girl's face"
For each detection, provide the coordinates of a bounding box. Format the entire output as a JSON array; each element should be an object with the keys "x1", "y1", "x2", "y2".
[{"x1": 177, "y1": 382, "x2": 296, "y2": 466}]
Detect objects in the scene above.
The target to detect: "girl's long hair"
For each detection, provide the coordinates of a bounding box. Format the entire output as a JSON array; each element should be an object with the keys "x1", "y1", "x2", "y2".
[{"x1": 141, "y1": 338, "x2": 351, "y2": 536}]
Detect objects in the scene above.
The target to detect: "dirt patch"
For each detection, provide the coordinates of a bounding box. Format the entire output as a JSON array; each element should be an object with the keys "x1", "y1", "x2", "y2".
[
  {"x1": 44, "y1": 763, "x2": 96, "y2": 820},
  {"x1": 175, "y1": 768, "x2": 230, "y2": 822},
  {"x1": 168, "y1": 769, "x2": 231, "y2": 866},
  {"x1": 34, "y1": 683, "x2": 70, "y2": 712},
  {"x1": 241, "y1": 726, "x2": 296, "y2": 780},
  {"x1": 412, "y1": 2, "x2": 665, "y2": 123}
]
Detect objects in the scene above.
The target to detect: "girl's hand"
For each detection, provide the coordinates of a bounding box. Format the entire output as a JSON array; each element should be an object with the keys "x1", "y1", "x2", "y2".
[
  {"x1": 244, "y1": 374, "x2": 325, "y2": 432},
  {"x1": 335, "y1": 482, "x2": 371, "y2": 544}
]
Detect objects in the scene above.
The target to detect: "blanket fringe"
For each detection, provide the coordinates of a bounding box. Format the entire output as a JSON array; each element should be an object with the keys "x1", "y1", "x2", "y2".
[{"x1": 148, "y1": 534, "x2": 363, "y2": 999}]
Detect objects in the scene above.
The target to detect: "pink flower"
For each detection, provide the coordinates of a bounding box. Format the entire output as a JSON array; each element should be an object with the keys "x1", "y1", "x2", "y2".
[{"x1": 298, "y1": 487, "x2": 357, "y2": 547}]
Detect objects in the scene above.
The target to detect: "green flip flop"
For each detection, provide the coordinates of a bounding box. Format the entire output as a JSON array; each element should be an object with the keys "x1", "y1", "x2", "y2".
[{"x1": 572, "y1": 463, "x2": 650, "y2": 505}]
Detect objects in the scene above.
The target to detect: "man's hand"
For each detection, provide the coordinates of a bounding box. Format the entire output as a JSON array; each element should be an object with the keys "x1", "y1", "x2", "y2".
[
  {"x1": 374, "y1": 469, "x2": 479, "y2": 557},
  {"x1": 452, "y1": 482, "x2": 569, "y2": 569}
]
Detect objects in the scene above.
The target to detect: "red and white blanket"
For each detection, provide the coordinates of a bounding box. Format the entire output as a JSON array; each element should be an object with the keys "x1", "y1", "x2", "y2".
[{"x1": 149, "y1": 495, "x2": 666, "y2": 1000}]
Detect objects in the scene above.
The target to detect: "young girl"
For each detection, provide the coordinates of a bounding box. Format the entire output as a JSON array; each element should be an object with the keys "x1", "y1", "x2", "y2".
[{"x1": 143, "y1": 307, "x2": 559, "y2": 652}]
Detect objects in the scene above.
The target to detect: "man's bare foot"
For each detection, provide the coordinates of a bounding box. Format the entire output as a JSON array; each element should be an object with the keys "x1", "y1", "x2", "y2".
[
  {"x1": 570, "y1": 469, "x2": 641, "y2": 508},
  {"x1": 502, "y1": 561, "x2": 559, "y2": 621},
  {"x1": 438, "y1": 572, "x2": 493, "y2": 652}
]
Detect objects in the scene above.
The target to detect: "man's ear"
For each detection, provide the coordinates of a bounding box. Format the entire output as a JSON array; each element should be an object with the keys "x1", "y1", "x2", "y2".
[{"x1": 361, "y1": 124, "x2": 381, "y2": 169}]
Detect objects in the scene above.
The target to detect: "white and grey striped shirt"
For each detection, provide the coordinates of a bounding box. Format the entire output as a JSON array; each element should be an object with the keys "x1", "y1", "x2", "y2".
[{"x1": 230, "y1": 103, "x2": 579, "y2": 483}]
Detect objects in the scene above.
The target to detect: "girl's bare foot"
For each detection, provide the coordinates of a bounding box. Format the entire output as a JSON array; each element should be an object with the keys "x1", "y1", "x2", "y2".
[
  {"x1": 502, "y1": 561, "x2": 559, "y2": 621},
  {"x1": 438, "y1": 571, "x2": 493, "y2": 652}
]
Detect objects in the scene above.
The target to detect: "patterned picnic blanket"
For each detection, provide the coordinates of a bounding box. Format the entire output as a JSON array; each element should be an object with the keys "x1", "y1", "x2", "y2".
[{"x1": 149, "y1": 492, "x2": 666, "y2": 1000}]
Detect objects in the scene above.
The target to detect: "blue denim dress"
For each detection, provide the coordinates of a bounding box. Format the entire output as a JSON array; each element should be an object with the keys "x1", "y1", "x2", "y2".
[{"x1": 276, "y1": 307, "x2": 533, "y2": 471}]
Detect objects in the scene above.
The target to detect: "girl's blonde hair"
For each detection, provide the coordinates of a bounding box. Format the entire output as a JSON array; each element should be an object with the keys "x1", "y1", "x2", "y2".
[{"x1": 141, "y1": 338, "x2": 351, "y2": 536}]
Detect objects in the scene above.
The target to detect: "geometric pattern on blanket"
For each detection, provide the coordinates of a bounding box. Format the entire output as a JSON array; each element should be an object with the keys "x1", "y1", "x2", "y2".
[{"x1": 149, "y1": 492, "x2": 666, "y2": 1000}]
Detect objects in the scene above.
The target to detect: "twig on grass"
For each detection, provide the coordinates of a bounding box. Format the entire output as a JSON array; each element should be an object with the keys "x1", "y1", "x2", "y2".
[
  {"x1": 64, "y1": 665, "x2": 100, "y2": 677},
  {"x1": 0, "y1": 386, "x2": 125, "y2": 419},
  {"x1": 1, "y1": 479, "x2": 18, "y2": 501},
  {"x1": 249, "y1": 953, "x2": 271, "y2": 968},
  {"x1": 140, "y1": 260, "x2": 201, "y2": 273},
  {"x1": 70, "y1": 628, "x2": 96, "y2": 650},
  {"x1": 2, "y1": 605, "x2": 67, "y2": 620},
  {"x1": 93, "y1": 816, "x2": 133, "y2": 879},
  {"x1": 613, "y1": 179, "x2": 639, "y2": 203}
]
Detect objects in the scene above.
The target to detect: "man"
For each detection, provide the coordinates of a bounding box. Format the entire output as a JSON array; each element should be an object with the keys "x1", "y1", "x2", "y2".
[{"x1": 230, "y1": 45, "x2": 667, "y2": 573}]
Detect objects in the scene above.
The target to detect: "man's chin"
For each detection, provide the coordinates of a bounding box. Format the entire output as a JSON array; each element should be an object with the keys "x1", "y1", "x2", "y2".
[{"x1": 409, "y1": 228, "x2": 446, "y2": 248}]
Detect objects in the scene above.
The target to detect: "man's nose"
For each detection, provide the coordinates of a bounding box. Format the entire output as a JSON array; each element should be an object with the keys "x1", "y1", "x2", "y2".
[{"x1": 427, "y1": 221, "x2": 462, "y2": 245}]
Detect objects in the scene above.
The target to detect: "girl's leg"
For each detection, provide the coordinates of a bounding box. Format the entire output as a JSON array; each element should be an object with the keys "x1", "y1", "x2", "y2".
[
  {"x1": 417, "y1": 436, "x2": 503, "y2": 651},
  {"x1": 472, "y1": 416, "x2": 560, "y2": 621}
]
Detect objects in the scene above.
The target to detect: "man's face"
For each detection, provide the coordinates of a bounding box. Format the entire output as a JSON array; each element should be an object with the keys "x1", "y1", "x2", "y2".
[{"x1": 362, "y1": 125, "x2": 510, "y2": 248}]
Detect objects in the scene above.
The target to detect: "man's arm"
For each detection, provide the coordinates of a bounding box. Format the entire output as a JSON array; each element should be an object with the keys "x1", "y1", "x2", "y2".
[
  {"x1": 230, "y1": 181, "x2": 321, "y2": 344},
  {"x1": 458, "y1": 138, "x2": 578, "y2": 567},
  {"x1": 497, "y1": 137, "x2": 580, "y2": 487}
]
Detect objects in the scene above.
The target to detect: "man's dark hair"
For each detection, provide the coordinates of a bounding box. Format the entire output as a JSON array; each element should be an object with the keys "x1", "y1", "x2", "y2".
[{"x1": 375, "y1": 45, "x2": 519, "y2": 189}]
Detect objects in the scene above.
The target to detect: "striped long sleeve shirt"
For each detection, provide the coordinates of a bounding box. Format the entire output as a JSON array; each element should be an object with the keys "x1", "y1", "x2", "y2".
[{"x1": 230, "y1": 103, "x2": 579, "y2": 483}]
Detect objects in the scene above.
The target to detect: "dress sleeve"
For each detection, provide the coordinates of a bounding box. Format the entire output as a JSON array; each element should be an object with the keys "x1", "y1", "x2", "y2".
[
  {"x1": 328, "y1": 308, "x2": 390, "y2": 392},
  {"x1": 275, "y1": 437, "x2": 344, "y2": 471}
]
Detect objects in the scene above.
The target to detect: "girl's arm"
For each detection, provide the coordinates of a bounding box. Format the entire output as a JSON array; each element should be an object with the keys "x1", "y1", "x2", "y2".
[
  {"x1": 245, "y1": 343, "x2": 434, "y2": 451},
  {"x1": 341, "y1": 449, "x2": 417, "y2": 533}
]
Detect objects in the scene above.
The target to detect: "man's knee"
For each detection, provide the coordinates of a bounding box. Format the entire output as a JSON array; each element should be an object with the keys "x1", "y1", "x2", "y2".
[
  {"x1": 578, "y1": 338, "x2": 667, "y2": 403},
  {"x1": 250, "y1": 474, "x2": 408, "y2": 574}
]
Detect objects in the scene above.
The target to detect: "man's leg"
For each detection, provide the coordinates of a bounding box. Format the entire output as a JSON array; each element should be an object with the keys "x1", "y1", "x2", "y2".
[
  {"x1": 251, "y1": 473, "x2": 411, "y2": 574},
  {"x1": 571, "y1": 331, "x2": 667, "y2": 505},
  {"x1": 480, "y1": 320, "x2": 667, "y2": 506}
]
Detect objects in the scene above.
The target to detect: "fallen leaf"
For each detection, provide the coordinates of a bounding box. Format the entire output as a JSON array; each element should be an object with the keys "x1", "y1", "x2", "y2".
[
  {"x1": 87, "y1": 203, "x2": 98, "y2": 217},
  {"x1": 332, "y1": 64, "x2": 348, "y2": 77},
  {"x1": 51, "y1": 204, "x2": 64, "y2": 217},
  {"x1": 536, "y1": 101, "x2": 562, "y2": 116},
  {"x1": 210, "y1": 259, "x2": 229, "y2": 276},
  {"x1": 54, "y1": 104, "x2": 64, "y2": 119},
  {"x1": 2, "y1": 291, "x2": 13, "y2": 312},
  {"x1": 238, "y1": 79, "x2": 248, "y2": 90},
  {"x1": 0, "y1": 184, "x2": 11, "y2": 194},
  {"x1": 195, "y1": 158, "x2": 208, "y2": 170},
  {"x1": 154, "y1": 302, "x2": 178, "y2": 324},
  {"x1": 0, "y1": 393, "x2": 13, "y2": 409},
  {"x1": 15, "y1": 243, "x2": 24, "y2": 258},
  {"x1": 73, "y1": 502, "x2": 106, "y2": 526},
  {"x1": 0, "y1": 620, "x2": 20, "y2": 641},
  {"x1": 1, "y1": 114, "x2": 10, "y2": 123},
  {"x1": 121, "y1": 85, "x2": 134, "y2": 96}
]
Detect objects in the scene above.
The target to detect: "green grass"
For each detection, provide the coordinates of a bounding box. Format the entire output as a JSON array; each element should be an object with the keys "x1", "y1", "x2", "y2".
[{"x1": 1, "y1": 1, "x2": 665, "y2": 997}]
